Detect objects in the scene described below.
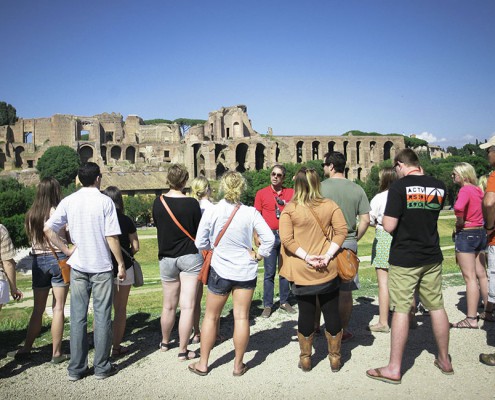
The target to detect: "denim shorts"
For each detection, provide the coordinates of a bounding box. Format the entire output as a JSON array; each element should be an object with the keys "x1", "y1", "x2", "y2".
[
  {"x1": 31, "y1": 253, "x2": 67, "y2": 289},
  {"x1": 159, "y1": 253, "x2": 203, "y2": 282},
  {"x1": 455, "y1": 228, "x2": 487, "y2": 253},
  {"x1": 207, "y1": 267, "x2": 257, "y2": 296}
]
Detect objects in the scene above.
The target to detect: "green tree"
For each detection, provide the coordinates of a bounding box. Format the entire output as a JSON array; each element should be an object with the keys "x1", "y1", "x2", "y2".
[
  {"x1": 143, "y1": 119, "x2": 173, "y2": 125},
  {"x1": 0, "y1": 178, "x2": 35, "y2": 247},
  {"x1": 173, "y1": 118, "x2": 207, "y2": 136},
  {"x1": 0, "y1": 101, "x2": 18, "y2": 125},
  {"x1": 124, "y1": 195, "x2": 154, "y2": 225},
  {"x1": 37, "y1": 146, "x2": 80, "y2": 187}
]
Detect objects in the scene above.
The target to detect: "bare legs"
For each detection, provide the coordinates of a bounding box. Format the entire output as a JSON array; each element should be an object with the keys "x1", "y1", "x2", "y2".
[
  {"x1": 456, "y1": 251, "x2": 487, "y2": 327},
  {"x1": 367, "y1": 309, "x2": 452, "y2": 380},
  {"x1": 19, "y1": 286, "x2": 69, "y2": 357},
  {"x1": 112, "y1": 283, "x2": 132, "y2": 350},
  {"x1": 192, "y1": 284, "x2": 204, "y2": 341},
  {"x1": 371, "y1": 268, "x2": 389, "y2": 329},
  {"x1": 160, "y1": 274, "x2": 199, "y2": 356},
  {"x1": 193, "y1": 288, "x2": 254, "y2": 374}
]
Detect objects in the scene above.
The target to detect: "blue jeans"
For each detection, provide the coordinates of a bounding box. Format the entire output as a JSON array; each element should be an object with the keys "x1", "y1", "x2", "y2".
[
  {"x1": 68, "y1": 268, "x2": 114, "y2": 378},
  {"x1": 263, "y1": 232, "x2": 290, "y2": 307}
]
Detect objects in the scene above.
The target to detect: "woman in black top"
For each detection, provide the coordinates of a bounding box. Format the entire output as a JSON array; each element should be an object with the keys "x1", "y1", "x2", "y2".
[
  {"x1": 102, "y1": 186, "x2": 139, "y2": 357},
  {"x1": 152, "y1": 164, "x2": 203, "y2": 360}
]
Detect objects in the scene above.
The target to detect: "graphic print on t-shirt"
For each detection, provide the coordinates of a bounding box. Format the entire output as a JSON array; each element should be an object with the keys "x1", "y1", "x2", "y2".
[{"x1": 406, "y1": 186, "x2": 444, "y2": 210}]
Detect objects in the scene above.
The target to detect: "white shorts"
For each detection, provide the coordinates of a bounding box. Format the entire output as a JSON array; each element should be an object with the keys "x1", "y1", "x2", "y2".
[
  {"x1": 0, "y1": 279, "x2": 10, "y2": 305},
  {"x1": 114, "y1": 265, "x2": 135, "y2": 286}
]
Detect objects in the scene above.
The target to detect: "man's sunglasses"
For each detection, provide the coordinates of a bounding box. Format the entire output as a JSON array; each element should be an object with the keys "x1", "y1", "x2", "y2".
[{"x1": 271, "y1": 172, "x2": 283, "y2": 178}]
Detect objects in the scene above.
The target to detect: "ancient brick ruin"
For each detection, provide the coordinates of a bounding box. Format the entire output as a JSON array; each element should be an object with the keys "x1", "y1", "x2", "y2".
[{"x1": 0, "y1": 105, "x2": 404, "y2": 190}]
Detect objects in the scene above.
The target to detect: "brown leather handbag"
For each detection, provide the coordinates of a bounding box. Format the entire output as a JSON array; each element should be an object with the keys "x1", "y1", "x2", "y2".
[{"x1": 307, "y1": 207, "x2": 359, "y2": 281}]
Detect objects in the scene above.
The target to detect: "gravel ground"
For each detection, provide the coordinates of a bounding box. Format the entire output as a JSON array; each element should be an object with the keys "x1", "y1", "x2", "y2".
[{"x1": 1, "y1": 285, "x2": 494, "y2": 400}]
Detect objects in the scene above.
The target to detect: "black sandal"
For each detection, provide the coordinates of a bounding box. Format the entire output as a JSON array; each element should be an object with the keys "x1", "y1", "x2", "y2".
[
  {"x1": 178, "y1": 349, "x2": 197, "y2": 361},
  {"x1": 159, "y1": 342, "x2": 170, "y2": 352}
]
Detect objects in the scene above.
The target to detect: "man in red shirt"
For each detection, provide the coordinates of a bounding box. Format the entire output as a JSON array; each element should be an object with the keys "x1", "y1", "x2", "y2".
[
  {"x1": 255, "y1": 165, "x2": 295, "y2": 318},
  {"x1": 480, "y1": 137, "x2": 495, "y2": 366}
]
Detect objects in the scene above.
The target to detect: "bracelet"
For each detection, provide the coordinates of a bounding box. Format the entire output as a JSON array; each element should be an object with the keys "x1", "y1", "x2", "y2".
[
  {"x1": 304, "y1": 254, "x2": 308, "y2": 262},
  {"x1": 484, "y1": 224, "x2": 495, "y2": 230}
]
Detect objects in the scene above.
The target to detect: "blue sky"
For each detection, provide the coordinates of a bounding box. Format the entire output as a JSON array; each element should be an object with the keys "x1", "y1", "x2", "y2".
[{"x1": 1, "y1": 0, "x2": 494, "y2": 148}]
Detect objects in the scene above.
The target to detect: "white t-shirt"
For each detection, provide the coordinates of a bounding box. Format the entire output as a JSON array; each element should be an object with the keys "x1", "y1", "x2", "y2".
[
  {"x1": 46, "y1": 187, "x2": 121, "y2": 273},
  {"x1": 369, "y1": 190, "x2": 389, "y2": 230},
  {"x1": 195, "y1": 199, "x2": 274, "y2": 281}
]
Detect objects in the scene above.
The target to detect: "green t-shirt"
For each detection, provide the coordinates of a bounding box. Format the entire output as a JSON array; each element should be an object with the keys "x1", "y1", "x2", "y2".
[{"x1": 320, "y1": 178, "x2": 370, "y2": 241}]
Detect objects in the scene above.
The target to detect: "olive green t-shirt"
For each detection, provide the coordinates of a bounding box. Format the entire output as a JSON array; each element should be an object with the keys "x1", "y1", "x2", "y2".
[{"x1": 320, "y1": 178, "x2": 370, "y2": 241}]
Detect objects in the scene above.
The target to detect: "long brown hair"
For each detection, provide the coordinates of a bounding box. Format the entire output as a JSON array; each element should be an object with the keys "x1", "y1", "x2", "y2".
[{"x1": 25, "y1": 177, "x2": 62, "y2": 246}]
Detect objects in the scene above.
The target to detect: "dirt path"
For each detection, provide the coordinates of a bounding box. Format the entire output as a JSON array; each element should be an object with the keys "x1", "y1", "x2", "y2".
[{"x1": 1, "y1": 284, "x2": 494, "y2": 399}]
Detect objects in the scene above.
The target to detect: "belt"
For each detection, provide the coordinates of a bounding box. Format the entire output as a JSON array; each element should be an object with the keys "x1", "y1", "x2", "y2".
[{"x1": 462, "y1": 226, "x2": 484, "y2": 230}]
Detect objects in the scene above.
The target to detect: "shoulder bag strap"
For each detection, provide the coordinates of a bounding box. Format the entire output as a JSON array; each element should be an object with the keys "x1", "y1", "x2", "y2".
[
  {"x1": 160, "y1": 195, "x2": 195, "y2": 241},
  {"x1": 213, "y1": 203, "x2": 241, "y2": 248},
  {"x1": 120, "y1": 246, "x2": 135, "y2": 261},
  {"x1": 307, "y1": 206, "x2": 332, "y2": 242},
  {"x1": 46, "y1": 238, "x2": 60, "y2": 261}
]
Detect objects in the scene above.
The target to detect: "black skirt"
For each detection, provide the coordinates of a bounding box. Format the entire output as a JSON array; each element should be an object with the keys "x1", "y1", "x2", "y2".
[{"x1": 290, "y1": 277, "x2": 340, "y2": 296}]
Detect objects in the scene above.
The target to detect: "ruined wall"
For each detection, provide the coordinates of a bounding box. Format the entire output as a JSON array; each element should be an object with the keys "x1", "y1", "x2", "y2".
[{"x1": 0, "y1": 105, "x2": 405, "y2": 184}]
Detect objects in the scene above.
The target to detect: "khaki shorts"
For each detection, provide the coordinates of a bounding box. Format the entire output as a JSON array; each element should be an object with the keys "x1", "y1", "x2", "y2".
[{"x1": 388, "y1": 262, "x2": 444, "y2": 313}]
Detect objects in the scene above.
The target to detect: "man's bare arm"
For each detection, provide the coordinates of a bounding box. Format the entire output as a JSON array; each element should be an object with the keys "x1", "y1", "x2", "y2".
[
  {"x1": 106, "y1": 235, "x2": 126, "y2": 280},
  {"x1": 356, "y1": 213, "x2": 370, "y2": 242},
  {"x1": 483, "y1": 192, "x2": 495, "y2": 229},
  {"x1": 383, "y1": 215, "x2": 399, "y2": 234}
]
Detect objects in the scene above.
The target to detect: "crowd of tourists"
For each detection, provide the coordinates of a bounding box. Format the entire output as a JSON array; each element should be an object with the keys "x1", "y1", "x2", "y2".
[{"x1": 1, "y1": 143, "x2": 495, "y2": 383}]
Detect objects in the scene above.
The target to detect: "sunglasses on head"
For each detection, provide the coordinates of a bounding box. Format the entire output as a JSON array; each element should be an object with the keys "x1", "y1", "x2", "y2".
[{"x1": 271, "y1": 172, "x2": 283, "y2": 178}]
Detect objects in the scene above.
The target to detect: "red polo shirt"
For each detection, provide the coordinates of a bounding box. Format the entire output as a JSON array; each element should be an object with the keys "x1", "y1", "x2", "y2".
[{"x1": 254, "y1": 186, "x2": 294, "y2": 230}]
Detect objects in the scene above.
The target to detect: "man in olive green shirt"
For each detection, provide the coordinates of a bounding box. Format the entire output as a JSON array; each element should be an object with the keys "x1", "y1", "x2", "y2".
[{"x1": 321, "y1": 151, "x2": 370, "y2": 342}]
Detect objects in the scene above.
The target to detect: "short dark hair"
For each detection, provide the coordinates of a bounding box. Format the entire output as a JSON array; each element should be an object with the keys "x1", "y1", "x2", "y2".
[
  {"x1": 323, "y1": 151, "x2": 346, "y2": 173},
  {"x1": 394, "y1": 148, "x2": 420, "y2": 168},
  {"x1": 271, "y1": 164, "x2": 287, "y2": 176},
  {"x1": 78, "y1": 162, "x2": 101, "y2": 187}
]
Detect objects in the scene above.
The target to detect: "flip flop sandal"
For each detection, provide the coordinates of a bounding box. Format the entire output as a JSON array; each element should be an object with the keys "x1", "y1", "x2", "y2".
[
  {"x1": 366, "y1": 368, "x2": 401, "y2": 385},
  {"x1": 50, "y1": 354, "x2": 70, "y2": 364},
  {"x1": 450, "y1": 317, "x2": 478, "y2": 329},
  {"x1": 188, "y1": 362, "x2": 208, "y2": 376},
  {"x1": 233, "y1": 364, "x2": 249, "y2": 377},
  {"x1": 434, "y1": 355, "x2": 454, "y2": 375}
]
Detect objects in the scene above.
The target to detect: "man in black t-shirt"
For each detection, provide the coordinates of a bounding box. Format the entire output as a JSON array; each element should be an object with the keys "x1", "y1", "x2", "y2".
[{"x1": 367, "y1": 149, "x2": 453, "y2": 384}]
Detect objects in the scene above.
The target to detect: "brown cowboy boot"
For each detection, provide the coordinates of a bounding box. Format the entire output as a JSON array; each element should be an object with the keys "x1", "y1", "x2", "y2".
[
  {"x1": 297, "y1": 332, "x2": 314, "y2": 372},
  {"x1": 325, "y1": 329, "x2": 343, "y2": 372}
]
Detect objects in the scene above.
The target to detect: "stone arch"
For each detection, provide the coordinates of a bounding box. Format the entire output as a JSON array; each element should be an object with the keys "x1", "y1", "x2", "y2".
[
  {"x1": 384, "y1": 141, "x2": 394, "y2": 161},
  {"x1": 198, "y1": 154, "x2": 205, "y2": 177},
  {"x1": 15, "y1": 146, "x2": 25, "y2": 168},
  {"x1": 192, "y1": 144, "x2": 201, "y2": 178},
  {"x1": 79, "y1": 145, "x2": 94, "y2": 164},
  {"x1": 370, "y1": 141, "x2": 376, "y2": 163},
  {"x1": 125, "y1": 146, "x2": 136, "y2": 163},
  {"x1": 255, "y1": 143, "x2": 265, "y2": 170},
  {"x1": 216, "y1": 162, "x2": 227, "y2": 179},
  {"x1": 356, "y1": 141, "x2": 361, "y2": 164},
  {"x1": 357, "y1": 167, "x2": 363, "y2": 180},
  {"x1": 343, "y1": 141, "x2": 349, "y2": 161},
  {"x1": 111, "y1": 146, "x2": 122, "y2": 161},
  {"x1": 296, "y1": 141, "x2": 304, "y2": 163},
  {"x1": 233, "y1": 122, "x2": 241, "y2": 138},
  {"x1": 275, "y1": 143, "x2": 280, "y2": 163},
  {"x1": 100, "y1": 145, "x2": 107, "y2": 164},
  {"x1": 345, "y1": 167, "x2": 349, "y2": 179},
  {"x1": 328, "y1": 141, "x2": 335, "y2": 154},
  {"x1": 0, "y1": 148, "x2": 5, "y2": 169},
  {"x1": 312, "y1": 141, "x2": 320, "y2": 160},
  {"x1": 235, "y1": 143, "x2": 249, "y2": 173}
]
